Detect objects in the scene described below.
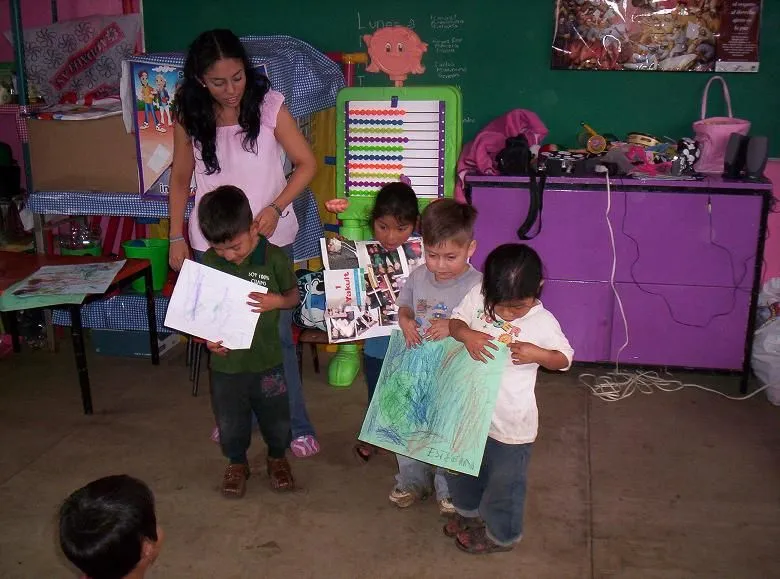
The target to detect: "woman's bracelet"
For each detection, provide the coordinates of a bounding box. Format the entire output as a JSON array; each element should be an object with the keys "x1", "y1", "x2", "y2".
[
  {"x1": 169, "y1": 235, "x2": 185, "y2": 243},
  {"x1": 270, "y1": 202, "x2": 283, "y2": 217}
]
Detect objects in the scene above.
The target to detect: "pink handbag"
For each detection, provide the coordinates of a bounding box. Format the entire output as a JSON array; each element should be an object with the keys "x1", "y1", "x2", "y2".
[{"x1": 693, "y1": 76, "x2": 750, "y2": 174}]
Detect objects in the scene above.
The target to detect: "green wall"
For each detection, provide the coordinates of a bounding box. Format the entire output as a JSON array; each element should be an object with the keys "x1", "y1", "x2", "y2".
[{"x1": 144, "y1": 1, "x2": 779, "y2": 154}]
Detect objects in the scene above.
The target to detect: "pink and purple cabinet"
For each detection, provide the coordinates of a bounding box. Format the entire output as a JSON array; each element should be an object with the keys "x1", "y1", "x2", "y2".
[{"x1": 466, "y1": 175, "x2": 772, "y2": 386}]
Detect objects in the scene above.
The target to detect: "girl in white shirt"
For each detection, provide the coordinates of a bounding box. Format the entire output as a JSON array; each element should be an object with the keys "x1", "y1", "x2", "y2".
[{"x1": 444, "y1": 243, "x2": 574, "y2": 554}]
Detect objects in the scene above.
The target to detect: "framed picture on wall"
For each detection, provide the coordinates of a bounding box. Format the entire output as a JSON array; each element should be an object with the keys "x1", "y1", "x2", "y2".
[
  {"x1": 551, "y1": 0, "x2": 761, "y2": 72},
  {"x1": 129, "y1": 61, "x2": 270, "y2": 199}
]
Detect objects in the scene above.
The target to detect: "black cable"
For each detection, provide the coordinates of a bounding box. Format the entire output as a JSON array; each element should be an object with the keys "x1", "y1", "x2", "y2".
[{"x1": 621, "y1": 193, "x2": 752, "y2": 329}]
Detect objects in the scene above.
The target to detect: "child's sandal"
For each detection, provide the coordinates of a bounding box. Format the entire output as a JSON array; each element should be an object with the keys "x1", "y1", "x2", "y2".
[
  {"x1": 455, "y1": 527, "x2": 514, "y2": 555},
  {"x1": 443, "y1": 513, "x2": 484, "y2": 537},
  {"x1": 266, "y1": 457, "x2": 295, "y2": 492},
  {"x1": 221, "y1": 463, "x2": 250, "y2": 499},
  {"x1": 353, "y1": 441, "x2": 377, "y2": 463}
]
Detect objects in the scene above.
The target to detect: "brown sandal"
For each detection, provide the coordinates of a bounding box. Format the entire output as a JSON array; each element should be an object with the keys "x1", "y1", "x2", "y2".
[
  {"x1": 455, "y1": 527, "x2": 514, "y2": 555},
  {"x1": 267, "y1": 457, "x2": 295, "y2": 491},
  {"x1": 443, "y1": 513, "x2": 485, "y2": 537},
  {"x1": 353, "y1": 441, "x2": 378, "y2": 463},
  {"x1": 221, "y1": 463, "x2": 250, "y2": 498}
]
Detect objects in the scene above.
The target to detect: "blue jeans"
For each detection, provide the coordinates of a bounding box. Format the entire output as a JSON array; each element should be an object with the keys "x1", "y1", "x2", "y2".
[
  {"x1": 396, "y1": 454, "x2": 450, "y2": 501},
  {"x1": 211, "y1": 366, "x2": 290, "y2": 463},
  {"x1": 192, "y1": 246, "x2": 315, "y2": 439},
  {"x1": 363, "y1": 354, "x2": 383, "y2": 403},
  {"x1": 446, "y1": 438, "x2": 532, "y2": 546}
]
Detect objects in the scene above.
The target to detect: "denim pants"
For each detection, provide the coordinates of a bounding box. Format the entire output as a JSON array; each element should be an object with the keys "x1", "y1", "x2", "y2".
[
  {"x1": 446, "y1": 437, "x2": 532, "y2": 546},
  {"x1": 363, "y1": 354, "x2": 383, "y2": 403},
  {"x1": 211, "y1": 366, "x2": 291, "y2": 463},
  {"x1": 193, "y1": 245, "x2": 315, "y2": 439},
  {"x1": 396, "y1": 454, "x2": 450, "y2": 501}
]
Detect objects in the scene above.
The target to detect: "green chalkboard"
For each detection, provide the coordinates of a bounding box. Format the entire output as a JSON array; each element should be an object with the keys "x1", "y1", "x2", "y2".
[{"x1": 144, "y1": 0, "x2": 780, "y2": 155}]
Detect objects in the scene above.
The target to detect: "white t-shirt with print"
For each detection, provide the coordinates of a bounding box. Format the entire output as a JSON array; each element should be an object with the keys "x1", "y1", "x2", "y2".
[{"x1": 451, "y1": 284, "x2": 574, "y2": 445}]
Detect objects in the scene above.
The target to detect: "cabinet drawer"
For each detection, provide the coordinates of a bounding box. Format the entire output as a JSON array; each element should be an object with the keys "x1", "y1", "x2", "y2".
[
  {"x1": 471, "y1": 187, "x2": 613, "y2": 282},
  {"x1": 609, "y1": 282, "x2": 751, "y2": 370},
  {"x1": 541, "y1": 280, "x2": 613, "y2": 363},
  {"x1": 614, "y1": 192, "x2": 762, "y2": 288}
]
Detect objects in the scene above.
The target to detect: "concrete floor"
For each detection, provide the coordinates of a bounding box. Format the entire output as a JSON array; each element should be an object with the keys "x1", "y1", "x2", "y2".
[{"x1": 1, "y1": 340, "x2": 779, "y2": 579}]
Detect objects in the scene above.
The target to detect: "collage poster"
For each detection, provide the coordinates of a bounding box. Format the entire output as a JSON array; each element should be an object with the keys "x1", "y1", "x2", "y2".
[
  {"x1": 320, "y1": 237, "x2": 425, "y2": 343},
  {"x1": 551, "y1": 0, "x2": 761, "y2": 72}
]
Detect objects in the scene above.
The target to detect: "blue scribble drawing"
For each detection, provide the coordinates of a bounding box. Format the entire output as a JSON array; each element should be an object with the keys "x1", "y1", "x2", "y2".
[
  {"x1": 164, "y1": 260, "x2": 261, "y2": 350},
  {"x1": 359, "y1": 331, "x2": 507, "y2": 476}
]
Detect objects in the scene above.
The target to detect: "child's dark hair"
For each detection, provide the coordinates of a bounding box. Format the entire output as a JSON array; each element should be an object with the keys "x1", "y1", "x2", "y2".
[
  {"x1": 421, "y1": 199, "x2": 478, "y2": 247},
  {"x1": 198, "y1": 185, "x2": 253, "y2": 244},
  {"x1": 482, "y1": 243, "x2": 543, "y2": 320},
  {"x1": 176, "y1": 29, "x2": 271, "y2": 175},
  {"x1": 370, "y1": 182, "x2": 419, "y2": 226},
  {"x1": 59, "y1": 475, "x2": 158, "y2": 579}
]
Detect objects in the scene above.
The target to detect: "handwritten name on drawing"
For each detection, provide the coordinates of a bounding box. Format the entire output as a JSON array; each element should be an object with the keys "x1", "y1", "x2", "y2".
[
  {"x1": 425, "y1": 448, "x2": 474, "y2": 471},
  {"x1": 342, "y1": 271, "x2": 353, "y2": 303}
]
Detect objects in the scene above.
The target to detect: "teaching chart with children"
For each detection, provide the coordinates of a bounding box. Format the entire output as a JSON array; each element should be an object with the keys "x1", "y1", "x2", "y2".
[
  {"x1": 130, "y1": 61, "x2": 269, "y2": 199},
  {"x1": 359, "y1": 333, "x2": 507, "y2": 476},
  {"x1": 320, "y1": 236, "x2": 425, "y2": 343},
  {"x1": 163, "y1": 259, "x2": 264, "y2": 350}
]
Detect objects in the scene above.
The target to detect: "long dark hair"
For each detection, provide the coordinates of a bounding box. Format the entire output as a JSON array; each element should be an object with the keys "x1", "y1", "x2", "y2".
[
  {"x1": 482, "y1": 243, "x2": 543, "y2": 320},
  {"x1": 175, "y1": 29, "x2": 271, "y2": 175}
]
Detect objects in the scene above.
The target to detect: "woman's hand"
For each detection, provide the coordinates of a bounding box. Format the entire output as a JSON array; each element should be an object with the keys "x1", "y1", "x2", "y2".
[
  {"x1": 255, "y1": 206, "x2": 281, "y2": 238},
  {"x1": 169, "y1": 238, "x2": 190, "y2": 271}
]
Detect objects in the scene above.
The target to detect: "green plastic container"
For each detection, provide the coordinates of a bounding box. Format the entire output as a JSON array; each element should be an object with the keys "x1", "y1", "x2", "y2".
[
  {"x1": 60, "y1": 244, "x2": 101, "y2": 257},
  {"x1": 122, "y1": 238, "x2": 169, "y2": 292}
]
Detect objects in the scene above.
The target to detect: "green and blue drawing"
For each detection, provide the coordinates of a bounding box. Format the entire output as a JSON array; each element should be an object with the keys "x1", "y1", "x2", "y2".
[{"x1": 359, "y1": 332, "x2": 507, "y2": 476}]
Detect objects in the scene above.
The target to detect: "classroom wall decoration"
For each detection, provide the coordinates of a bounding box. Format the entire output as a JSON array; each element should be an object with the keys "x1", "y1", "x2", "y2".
[
  {"x1": 359, "y1": 332, "x2": 507, "y2": 476},
  {"x1": 551, "y1": 0, "x2": 761, "y2": 73}
]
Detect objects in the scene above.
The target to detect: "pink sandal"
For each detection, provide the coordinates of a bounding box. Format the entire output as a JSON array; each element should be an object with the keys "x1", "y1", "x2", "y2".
[{"x1": 290, "y1": 435, "x2": 320, "y2": 458}]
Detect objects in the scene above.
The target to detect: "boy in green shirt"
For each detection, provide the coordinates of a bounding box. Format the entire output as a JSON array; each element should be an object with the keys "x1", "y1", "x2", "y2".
[{"x1": 198, "y1": 185, "x2": 299, "y2": 498}]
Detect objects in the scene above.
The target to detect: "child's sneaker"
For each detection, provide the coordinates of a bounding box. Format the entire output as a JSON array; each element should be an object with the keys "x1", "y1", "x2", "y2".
[
  {"x1": 290, "y1": 434, "x2": 320, "y2": 458},
  {"x1": 389, "y1": 486, "x2": 428, "y2": 508},
  {"x1": 438, "y1": 497, "x2": 456, "y2": 516}
]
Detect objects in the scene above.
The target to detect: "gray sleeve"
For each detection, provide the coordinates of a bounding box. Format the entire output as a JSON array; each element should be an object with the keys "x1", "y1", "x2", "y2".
[{"x1": 396, "y1": 268, "x2": 418, "y2": 310}]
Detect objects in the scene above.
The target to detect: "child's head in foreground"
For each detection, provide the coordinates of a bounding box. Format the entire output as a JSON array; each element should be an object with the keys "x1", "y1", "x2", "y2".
[
  {"x1": 59, "y1": 475, "x2": 163, "y2": 579},
  {"x1": 420, "y1": 199, "x2": 478, "y2": 282},
  {"x1": 482, "y1": 243, "x2": 544, "y2": 322},
  {"x1": 198, "y1": 184, "x2": 259, "y2": 264},
  {"x1": 370, "y1": 182, "x2": 420, "y2": 251}
]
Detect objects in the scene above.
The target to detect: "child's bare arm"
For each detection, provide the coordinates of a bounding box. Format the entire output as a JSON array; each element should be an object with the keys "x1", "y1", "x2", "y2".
[
  {"x1": 247, "y1": 288, "x2": 299, "y2": 313},
  {"x1": 509, "y1": 342, "x2": 569, "y2": 370},
  {"x1": 450, "y1": 319, "x2": 498, "y2": 363}
]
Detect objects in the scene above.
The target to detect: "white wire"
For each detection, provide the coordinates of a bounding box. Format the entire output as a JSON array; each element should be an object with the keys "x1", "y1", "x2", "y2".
[{"x1": 579, "y1": 171, "x2": 773, "y2": 403}]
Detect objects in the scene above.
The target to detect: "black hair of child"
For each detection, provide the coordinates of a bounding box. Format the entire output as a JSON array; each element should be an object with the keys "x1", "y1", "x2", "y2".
[
  {"x1": 369, "y1": 182, "x2": 420, "y2": 227},
  {"x1": 198, "y1": 185, "x2": 253, "y2": 244},
  {"x1": 59, "y1": 474, "x2": 158, "y2": 579},
  {"x1": 482, "y1": 243, "x2": 544, "y2": 320}
]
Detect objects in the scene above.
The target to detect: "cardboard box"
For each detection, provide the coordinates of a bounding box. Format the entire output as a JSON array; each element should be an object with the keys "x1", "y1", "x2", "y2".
[
  {"x1": 92, "y1": 329, "x2": 180, "y2": 359},
  {"x1": 27, "y1": 116, "x2": 139, "y2": 192}
]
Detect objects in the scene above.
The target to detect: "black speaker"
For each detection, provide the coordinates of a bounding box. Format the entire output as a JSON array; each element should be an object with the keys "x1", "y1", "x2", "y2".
[
  {"x1": 723, "y1": 133, "x2": 749, "y2": 178},
  {"x1": 744, "y1": 136, "x2": 769, "y2": 180}
]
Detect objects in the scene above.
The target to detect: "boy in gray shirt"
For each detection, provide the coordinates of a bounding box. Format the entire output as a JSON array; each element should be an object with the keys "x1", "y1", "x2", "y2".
[{"x1": 393, "y1": 199, "x2": 482, "y2": 515}]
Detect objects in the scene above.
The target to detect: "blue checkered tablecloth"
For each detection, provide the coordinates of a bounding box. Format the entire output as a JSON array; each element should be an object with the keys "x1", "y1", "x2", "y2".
[
  {"x1": 52, "y1": 295, "x2": 170, "y2": 332},
  {"x1": 128, "y1": 35, "x2": 344, "y2": 119},
  {"x1": 27, "y1": 188, "x2": 323, "y2": 262}
]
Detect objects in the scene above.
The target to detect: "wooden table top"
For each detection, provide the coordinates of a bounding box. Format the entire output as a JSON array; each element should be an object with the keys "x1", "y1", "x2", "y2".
[{"x1": 0, "y1": 252, "x2": 150, "y2": 295}]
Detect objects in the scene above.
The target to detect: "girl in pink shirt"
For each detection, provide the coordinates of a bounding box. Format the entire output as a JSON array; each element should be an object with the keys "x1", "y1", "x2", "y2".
[{"x1": 167, "y1": 29, "x2": 320, "y2": 459}]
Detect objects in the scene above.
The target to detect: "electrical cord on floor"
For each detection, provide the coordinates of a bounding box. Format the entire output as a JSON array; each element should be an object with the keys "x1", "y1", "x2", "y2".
[{"x1": 579, "y1": 169, "x2": 772, "y2": 403}]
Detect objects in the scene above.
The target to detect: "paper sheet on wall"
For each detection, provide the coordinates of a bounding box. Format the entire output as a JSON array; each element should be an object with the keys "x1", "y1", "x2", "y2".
[
  {"x1": 163, "y1": 259, "x2": 264, "y2": 350},
  {"x1": 359, "y1": 332, "x2": 507, "y2": 476}
]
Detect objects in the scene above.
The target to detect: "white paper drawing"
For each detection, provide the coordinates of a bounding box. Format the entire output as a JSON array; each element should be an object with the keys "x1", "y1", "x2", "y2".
[
  {"x1": 163, "y1": 259, "x2": 265, "y2": 350},
  {"x1": 12, "y1": 261, "x2": 126, "y2": 297}
]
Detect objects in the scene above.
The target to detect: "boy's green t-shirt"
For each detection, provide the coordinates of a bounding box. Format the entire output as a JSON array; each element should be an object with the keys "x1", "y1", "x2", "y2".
[{"x1": 201, "y1": 237, "x2": 297, "y2": 374}]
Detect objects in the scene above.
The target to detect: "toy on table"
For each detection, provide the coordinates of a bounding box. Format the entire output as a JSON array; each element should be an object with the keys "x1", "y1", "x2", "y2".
[
  {"x1": 363, "y1": 26, "x2": 428, "y2": 87},
  {"x1": 579, "y1": 122, "x2": 608, "y2": 155},
  {"x1": 325, "y1": 25, "x2": 460, "y2": 388}
]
